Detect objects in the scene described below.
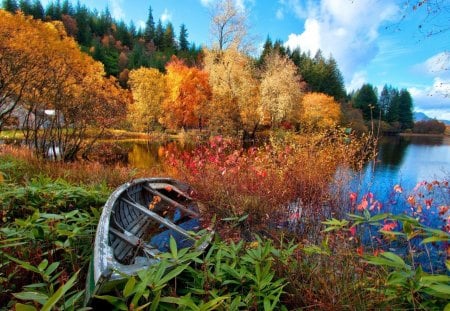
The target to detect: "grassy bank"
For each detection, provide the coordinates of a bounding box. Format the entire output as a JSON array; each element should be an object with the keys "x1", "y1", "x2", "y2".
[{"x1": 1, "y1": 136, "x2": 449, "y2": 310}]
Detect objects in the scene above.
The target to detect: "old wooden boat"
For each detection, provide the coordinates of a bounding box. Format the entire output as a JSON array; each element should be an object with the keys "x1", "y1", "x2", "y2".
[{"x1": 85, "y1": 177, "x2": 212, "y2": 305}]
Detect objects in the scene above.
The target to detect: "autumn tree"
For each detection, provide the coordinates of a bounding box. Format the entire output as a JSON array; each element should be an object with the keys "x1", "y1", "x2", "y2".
[
  {"x1": 0, "y1": 10, "x2": 127, "y2": 159},
  {"x1": 209, "y1": 0, "x2": 249, "y2": 51},
  {"x1": 298, "y1": 92, "x2": 342, "y2": 131},
  {"x1": 203, "y1": 47, "x2": 259, "y2": 135},
  {"x1": 128, "y1": 67, "x2": 165, "y2": 132},
  {"x1": 259, "y1": 52, "x2": 303, "y2": 127},
  {"x1": 162, "y1": 56, "x2": 211, "y2": 130}
]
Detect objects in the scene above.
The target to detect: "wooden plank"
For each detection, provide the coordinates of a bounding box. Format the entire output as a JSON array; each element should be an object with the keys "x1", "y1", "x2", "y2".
[
  {"x1": 143, "y1": 185, "x2": 199, "y2": 218},
  {"x1": 121, "y1": 198, "x2": 196, "y2": 241},
  {"x1": 109, "y1": 227, "x2": 160, "y2": 258},
  {"x1": 149, "y1": 182, "x2": 193, "y2": 200}
]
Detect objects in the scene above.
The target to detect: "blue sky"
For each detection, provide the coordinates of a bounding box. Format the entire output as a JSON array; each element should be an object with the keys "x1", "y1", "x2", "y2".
[{"x1": 41, "y1": 0, "x2": 449, "y2": 120}]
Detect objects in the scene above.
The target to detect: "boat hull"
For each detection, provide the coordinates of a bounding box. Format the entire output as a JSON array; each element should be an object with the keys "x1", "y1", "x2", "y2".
[{"x1": 85, "y1": 177, "x2": 211, "y2": 305}]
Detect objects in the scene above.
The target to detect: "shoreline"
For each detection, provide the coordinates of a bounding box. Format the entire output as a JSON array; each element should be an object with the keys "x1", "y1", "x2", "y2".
[{"x1": 398, "y1": 132, "x2": 448, "y2": 137}]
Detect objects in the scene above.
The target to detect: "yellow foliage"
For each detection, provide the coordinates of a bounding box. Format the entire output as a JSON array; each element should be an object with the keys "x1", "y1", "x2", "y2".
[
  {"x1": 203, "y1": 48, "x2": 259, "y2": 134},
  {"x1": 259, "y1": 53, "x2": 303, "y2": 127},
  {"x1": 128, "y1": 67, "x2": 165, "y2": 132},
  {"x1": 298, "y1": 92, "x2": 342, "y2": 131}
]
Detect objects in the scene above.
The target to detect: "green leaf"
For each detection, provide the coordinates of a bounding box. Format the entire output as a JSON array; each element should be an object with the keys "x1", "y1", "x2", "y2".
[
  {"x1": 14, "y1": 303, "x2": 37, "y2": 311},
  {"x1": 421, "y1": 236, "x2": 450, "y2": 244},
  {"x1": 158, "y1": 264, "x2": 189, "y2": 286},
  {"x1": 37, "y1": 259, "x2": 48, "y2": 272},
  {"x1": 40, "y1": 270, "x2": 79, "y2": 311},
  {"x1": 169, "y1": 236, "x2": 178, "y2": 258},
  {"x1": 199, "y1": 295, "x2": 230, "y2": 311},
  {"x1": 13, "y1": 291, "x2": 48, "y2": 303},
  {"x1": 426, "y1": 284, "x2": 450, "y2": 295},
  {"x1": 44, "y1": 262, "x2": 59, "y2": 277},
  {"x1": 123, "y1": 276, "x2": 136, "y2": 297},
  {"x1": 3, "y1": 254, "x2": 40, "y2": 274},
  {"x1": 369, "y1": 213, "x2": 390, "y2": 222}
]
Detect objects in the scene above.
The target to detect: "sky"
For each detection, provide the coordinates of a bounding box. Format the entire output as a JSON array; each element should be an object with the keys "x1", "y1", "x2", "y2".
[{"x1": 40, "y1": 0, "x2": 450, "y2": 120}]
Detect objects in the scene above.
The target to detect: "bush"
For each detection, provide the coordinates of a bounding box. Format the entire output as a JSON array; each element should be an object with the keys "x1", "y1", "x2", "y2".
[{"x1": 413, "y1": 119, "x2": 446, "y2": 134}]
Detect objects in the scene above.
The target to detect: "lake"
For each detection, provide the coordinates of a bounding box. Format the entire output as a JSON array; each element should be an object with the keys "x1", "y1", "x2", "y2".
[{"x1": 356, "y1": 135, "x2": 449, "y2": 218}]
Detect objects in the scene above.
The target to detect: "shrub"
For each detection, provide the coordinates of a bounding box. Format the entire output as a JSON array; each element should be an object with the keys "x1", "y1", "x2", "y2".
[{"x1": 413, "y1": 119, "x2": 446, "y2": 134}]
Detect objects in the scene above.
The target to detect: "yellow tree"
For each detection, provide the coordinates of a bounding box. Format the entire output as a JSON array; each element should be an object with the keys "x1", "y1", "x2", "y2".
[
  {"x1": 298, "y1": 92, "x2": 342, "y2": 131},
  {"x1": 203, "y1": 47, "x2": 259, "y2": 135},
  {"x1": 0, "y1": 11, "x2": 52, "y2": 130},
  {"x1": 0, "y1": 10, "x2": 127, "y2": 160},
  {"x1": 259, "y1": 52, "x2": 303, "y2": 128},
  {"x1": 128, "y1": 67, "x2": 165, "y2": 132},
  {"x1": 163, "y1": 57, "x2": 211, "y2": 130},
  {"x1": 209, "y1": 0, "x2": 250, "y2": 52}
]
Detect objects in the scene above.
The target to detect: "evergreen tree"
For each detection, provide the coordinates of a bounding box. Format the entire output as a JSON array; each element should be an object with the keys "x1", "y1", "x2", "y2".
[
  {"x1": 154, "y1": 19, "x2": 164, "y2": 49},
  {"x1": 129, "y1": 20, "x2": 137, "y2": 37},
  {"x1": 19, "y1": 0, "x2": 32, "y2": 15},
  {"x1": 61, "y1": 0, "x2": 73, "y2": 15},
  {"x1": 95, "y1": 6, "x2": 112, "y2": 37},
  {"x1": 45, "y1": 0, "x2": 62, "y2": 19},
  {"x1": 2, "y1": 0, "x2": 18, "y2": 12},
  {"x1": 115, "y1": 20, "x2": 133, "y2": 48},
  {"x1": 258, "y1": 36, "x2": 273, "y2": 66},
  {"x1": 353, "y1": 84, "x2": 380, "y2": 121},
  {"x1": 163, "y1": 22, "x2": 176, "y2": 51},
  {"x1": 178, "y1": 24, "x2": 189, "y2": 51},
  {"x1": 324, "y1": 57, "x2": 346, "y2": 101},
  {"x1": 378, "y1": 84, "x2": 391, "y2": 120},
  {"x1": 144, "y1": 6, "x2": 155, "y2": 43},
  {"x1": 386, "y1": 89, "x2": 400, "y2": 124},
  {"x1": 273, "y1": 39, "x2": 288, "y2": 56},
  {"x1": 398, "y1": 89, "x2": 414, "y2": 129},
  {"x1": 31, "y1": 0, "x2": 44, "y2": 19},
  {"x1": 74, "y1": 3, "x2": 92, "y2": 46}
]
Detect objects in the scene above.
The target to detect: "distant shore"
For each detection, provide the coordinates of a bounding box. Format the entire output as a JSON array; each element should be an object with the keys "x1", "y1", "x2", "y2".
[{"x1": 398, "y1": 132, "x2": 448, "y2": 137}]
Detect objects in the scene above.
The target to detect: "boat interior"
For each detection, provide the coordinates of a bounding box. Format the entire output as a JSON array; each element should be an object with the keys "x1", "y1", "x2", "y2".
[{"x1": 108, "y1": 180, "x2": 201, "y2": 264}]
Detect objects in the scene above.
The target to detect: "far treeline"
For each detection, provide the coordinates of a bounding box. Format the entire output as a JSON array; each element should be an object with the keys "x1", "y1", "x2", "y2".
[{"x1": 0, "y1": 1, "x2": 446, "y2": 156}]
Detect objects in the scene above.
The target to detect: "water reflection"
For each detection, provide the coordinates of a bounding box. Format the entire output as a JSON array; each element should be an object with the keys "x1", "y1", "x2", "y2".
[
  {"x1": 124, "y1": 140, "x2": 193, "y2": 169},
  {"x1": 377, "y1": 136, "x2": 410, "y2": 168}
]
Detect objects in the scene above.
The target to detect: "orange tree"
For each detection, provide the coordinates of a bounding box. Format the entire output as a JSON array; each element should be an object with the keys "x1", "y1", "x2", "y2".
[
  {"x1": 162, "y1": 56, "x2": 211, "y2": 130},
  {"x1": 0, "y1": 10, "x2": 127, "y2": 160},
  {"x1": 297, "y1": 92, "x2": 342, "y2": 131}
]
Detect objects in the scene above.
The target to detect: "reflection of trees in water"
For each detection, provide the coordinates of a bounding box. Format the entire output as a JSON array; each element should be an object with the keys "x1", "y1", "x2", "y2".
[
  {"x1": 127, "y1": 141, "x2": 192, "y2": 169},
  {"x1": 378, "y1": 135, "x2": 445, "y2": 170},
  {"x1": 378, "y1": 136, "x2": 410, "y2": 168},
  {"x1": 407, "y1": 136, "x2": 444, "y2": 146}
]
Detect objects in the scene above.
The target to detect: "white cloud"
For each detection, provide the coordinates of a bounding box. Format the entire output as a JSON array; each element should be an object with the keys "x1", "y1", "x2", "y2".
[
  {"x1": 347, "y1": 71, "x2": 368, "y2": 92},
  {"x1": 409, "y1": 77, "x2": 450, "y2": 120},
  {"x1": 137, "y1": 20, "x2": 146, "y2": 31},
  {"x1": 161, "y1": 8, "x2": 172, "y2": 23},
  {"x1": 286, "y1": 18, "x2": 320, "y2": 55},
  {"x1": 284, "y1": 0, "x2": 398, "y2": 82},
  {"x1": 424, "y1": 52, "x2": 450, "y2": 77},
  {"x1": 109, "y1": 0, "x2": 125, "y2": 20}
]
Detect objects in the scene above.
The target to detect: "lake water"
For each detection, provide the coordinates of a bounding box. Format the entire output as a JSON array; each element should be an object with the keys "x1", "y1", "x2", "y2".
[{"x1": 356, "y1": 135, "x2": 449, "y2": 218}]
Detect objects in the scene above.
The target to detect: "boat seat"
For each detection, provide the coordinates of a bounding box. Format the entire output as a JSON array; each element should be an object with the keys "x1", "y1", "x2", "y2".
[{"x1": 110, "y1": 205, "x2": 151, "y2": 263}]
